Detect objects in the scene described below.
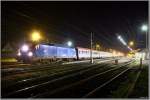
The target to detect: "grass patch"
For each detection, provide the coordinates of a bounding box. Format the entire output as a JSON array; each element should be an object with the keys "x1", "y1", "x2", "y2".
[
  {"x1": 111, "y1": 70, "x2": 138, "y2": 98},
  {"x1": 1, "y1": 58, "x2": 17, "y2": 63},
  {"x1": 129, "y1": 64, "x2": 148, "y2": 98},
  {"x1": 110, "y1": 62, "x2": 144, "y2": 98}
]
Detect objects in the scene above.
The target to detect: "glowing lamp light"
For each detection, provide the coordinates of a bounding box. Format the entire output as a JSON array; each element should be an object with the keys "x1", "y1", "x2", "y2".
[
  {"x1": 129, "y1": 41, "x2": 134, "y2": 46},
  {"x1": 135, "y1": 52, "x2": 145, "y2": 60},
  {"x1": 117, "y1": 35, "x2": 127, "y2": 46},
  {"x1": 117, "y1": 35, "x2": 121, "y2": 40},
  {"x1": 141, "y1": 25, "x2": 148, "y2": 31},
  {"x1": 112, "y1": 50, "x2": 117, "y2": 56},
  {"x1": 67, "y1": 41, "x2": 72, "y2": 47},
  {"x1": 28, "y1": 52, "x2": 33, "y2": 57},
  {"x1": 127, "y1": 46, "x2": 133, "y2": 51},
  {"x1": 31, "y1": 31, "x2": 41, "y2": 41},
  {"x1": 17, "y1": 52, "x2": 21, "y2": 56},
  {"x1": 21, "y1": 45, "x2": 29, "y2": 52}
]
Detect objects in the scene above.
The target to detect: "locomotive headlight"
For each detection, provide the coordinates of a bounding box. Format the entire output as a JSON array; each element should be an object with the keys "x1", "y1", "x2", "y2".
[
  {"x1": 21, "y1": 44, "x2": 29, "y2": 52},
  {"x1": 28, "y1": 52, "x2": 33, "y2": 57},
  {"x1": 17, "y1": 52, "x2": 21, "y2": 56}
]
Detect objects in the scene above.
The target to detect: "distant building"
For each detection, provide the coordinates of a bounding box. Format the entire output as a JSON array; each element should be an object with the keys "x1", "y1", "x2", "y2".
[
  {"x1": 135, "y1": 49, "x2": 149, "y2": 60},
  {"x1": 1, "y1": 43, "x2": 16, "y2": 58},
  {"x1": 2, "y1": 43, "x2": 13, "y2": 52}
]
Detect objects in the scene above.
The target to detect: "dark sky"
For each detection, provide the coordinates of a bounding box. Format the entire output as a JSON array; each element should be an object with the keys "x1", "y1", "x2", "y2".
[{"x1": 2, "y1": 1, "x2": 148, "y2": 52}]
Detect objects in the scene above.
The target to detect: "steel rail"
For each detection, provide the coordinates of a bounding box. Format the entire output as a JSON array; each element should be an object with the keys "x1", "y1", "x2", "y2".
[
  {"x1": 2, "y1": 58, "x2": 114, "y2": 76},
  {"x1": 83, "y1": 63, "x2": 134, "y2": 97},
  {"x1": 3, "y1": 59, "x2": 113, "y2": 89},
  {"x1": 3, "y1": 61, "x2": 112, "y2": 97},
  {"x1": 32, "y1": 60, "x2": 134, "y2": 98},
  {"x1": 4, "y1": 59, "x2": 114, "y2": 88}
]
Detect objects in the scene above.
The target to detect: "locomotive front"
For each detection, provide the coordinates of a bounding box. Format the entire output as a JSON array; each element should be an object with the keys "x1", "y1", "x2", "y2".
[{"x1": 17, "y1": 43, "x2": 35, "y2": 62}]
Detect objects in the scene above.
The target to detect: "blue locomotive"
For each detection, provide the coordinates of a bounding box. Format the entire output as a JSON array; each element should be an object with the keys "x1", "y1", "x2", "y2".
[
  {"x1": 17, "y1": 43, "x2": 77, "y2": 63},
  {"x1": 17, "y1": 42, "x2": 123, "y2": 63}
]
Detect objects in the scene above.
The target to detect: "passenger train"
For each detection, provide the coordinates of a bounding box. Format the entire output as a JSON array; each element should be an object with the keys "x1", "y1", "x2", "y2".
[{"x1": 17, "y1": 42, "x2": 123, "y2": 63}]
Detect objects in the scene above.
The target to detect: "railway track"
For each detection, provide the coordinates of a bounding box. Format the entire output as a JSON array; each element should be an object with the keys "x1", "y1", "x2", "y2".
[
  {"x1": 83, "y1": 66, "x2": 132, "y2": 98},
  {"x1": 2, "y1": 63, "x2": 31, "y2": 69},
  {"x1": 2, "y1": 59, "x2": 115, "y2": 87},
  {"x1": 2, "y1": 59, "x2": 134, "y2": 98},
  {"x1": 32, "y1": 60, "x2": 135, "y2": 98},
  {"x1": 5, "y1": 63, "x2": 111, "y2": 85},
  {"x1": 88, "y1": 60, "x2": 143, "y2": 98},
  {"x1": 2, "y1": 58, "x2": 114, "y2": 77},
  {"x1": 2, "y1": 62, "x2": 113, "y2": 97}
]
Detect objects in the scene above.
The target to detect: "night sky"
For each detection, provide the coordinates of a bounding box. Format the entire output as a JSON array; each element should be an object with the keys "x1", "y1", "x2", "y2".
[{"x1": 2, "y1": 1, "x2": 148, "y2": 52}]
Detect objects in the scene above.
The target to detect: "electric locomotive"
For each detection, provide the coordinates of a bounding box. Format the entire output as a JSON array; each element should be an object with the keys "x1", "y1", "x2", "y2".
[{"x1": 17, "y1": 42, "x2": 77, "y2": 63}]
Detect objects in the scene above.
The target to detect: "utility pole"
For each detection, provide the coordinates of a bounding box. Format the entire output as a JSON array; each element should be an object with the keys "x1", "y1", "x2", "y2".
[
  {"x1": 146, "y1": 30, "x2": 149, "y2": 59},
  {"x1": 90, "y1": 32, "x2": 93, "y2": 63},
  {"x1": 148, "y1": 31, "x2": 150, "y2": 59},
  {"x1": 145, "y1": 30, "x2": 148, "y2": 59},
  {"x1": 145, "y1": 30, "x2": 147, "y2": 59}
]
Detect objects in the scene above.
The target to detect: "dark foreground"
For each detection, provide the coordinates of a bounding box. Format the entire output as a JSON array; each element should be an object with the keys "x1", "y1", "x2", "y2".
[{"x1": 1, "y1": 58, "x2": 148, "y2": 98}]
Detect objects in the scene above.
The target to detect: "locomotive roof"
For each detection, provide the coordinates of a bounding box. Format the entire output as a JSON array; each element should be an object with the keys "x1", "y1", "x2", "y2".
[{"x1": 39, "y1": 43, "x2": 75, "y2": 48}]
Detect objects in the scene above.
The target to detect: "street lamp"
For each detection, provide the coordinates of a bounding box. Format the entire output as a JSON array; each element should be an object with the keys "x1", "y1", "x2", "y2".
[
  {"x1": 129, "y1": 41, "x2": 134, "y2": 46},
  {"x1": 67, "y1": 41, "x2": 72, "y2": 47},
  {"x1": 31, "y1": 31, "x2": 41, "y2": 42},
  {"x1": 141, "y1": 24, "x2": 148, "y2": 59},
  {"x1": 127, "y1": 46, "x2": 133, "y2": 51},
  {"x1": 141, "y1": 25, "x2": 148, "y2": 31},
  {"x1": 117, "y1": 35, "x2": 132, "y2": 51},
  {"x1": 141, "y1": 25, "x2": 148, "y2": 49},
  {"x1": 117, "y1": 35, "x2": 127, "y2": 46}
]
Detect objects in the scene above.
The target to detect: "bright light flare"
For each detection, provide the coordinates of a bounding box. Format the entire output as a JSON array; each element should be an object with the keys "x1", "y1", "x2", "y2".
[
  {"x1": 67, "y1": 41, "x2": 72, "y2": 47},
  {"x1": 17, "y1": 52, "x2": 21, "y2": 56},
  {"x1": 135, "y1": 52, "x2": 145, "y2": 60},
  {"x1": 112, "y1": 50, "x2": 116, "y2": 56},
  {"x1": 28, "y1": 52, "x2": 33, "y2": 57},
  {"x1": 117, "y1": 35, "x2": 127, "y2": 45},
  {"x1": 21, "y1": 45, "x2": 29, "y2": 52},
  {"x1": 127, "y1": 46, "x2": 133, "y2": 51},
  {"x1": 31, "y1": 31, "x2": 41, "y2": 41},
  {"x1": 129, "y1": 41, "x2": 134, "y2": 46},
  {"x1": 141, "y1": 25, "x2": 148, "y2": 31}
]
